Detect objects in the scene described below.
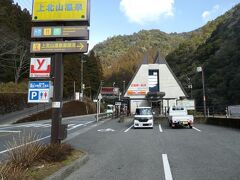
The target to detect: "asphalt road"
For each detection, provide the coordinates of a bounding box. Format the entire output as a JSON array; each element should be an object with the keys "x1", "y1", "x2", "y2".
[
  {"x1": 66, "y1": 118, "x2": 240, "y2": 180},
  {"x1": 0, "y1": 116, "x2": 240, "y2": 180},
  {"x1": 0, "y1": 114, "x2": 99, "y2": 159}
]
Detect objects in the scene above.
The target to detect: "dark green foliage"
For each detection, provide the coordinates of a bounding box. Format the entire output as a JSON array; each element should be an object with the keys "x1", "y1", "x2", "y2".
[
  {"x1": 64, "y1": 52, "x2": 103, "y2": 98},
  {"x1": 0, "y1": 0, "x2": 31, "y2": 83},
  {"x1": 0, "y1": 93, "x2": 30, "y2": 114}
]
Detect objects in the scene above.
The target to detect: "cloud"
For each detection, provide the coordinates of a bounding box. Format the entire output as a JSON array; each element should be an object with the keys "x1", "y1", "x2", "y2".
[
  {"x1": 120, "y1": 0, "x2": 174, "y2": 24},
  {"x1": 202, "y1": 4, "x2": 220, "y2": 21},
  {"x1": 202, "y1": 11, "x2": 210, "y2": 19}
]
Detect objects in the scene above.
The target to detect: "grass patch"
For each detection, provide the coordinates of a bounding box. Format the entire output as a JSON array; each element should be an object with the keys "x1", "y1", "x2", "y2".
[
  {"x1": 24, "y1": 150, "x2": 83, "y2": 180},
  {"x1": 0, "y1": 132, "x2": 84, "y2": 179}
]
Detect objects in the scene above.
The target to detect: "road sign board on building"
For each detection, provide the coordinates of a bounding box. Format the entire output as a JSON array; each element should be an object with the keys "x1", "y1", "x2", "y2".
[
  {"x1": 30, "y1": 57, "x2": 51, "y2": 78},
  {"x1": 31, "y1": 26, "x2": 89, "y2": 39},
  {"x1": 30, "y1": 41, "x2": 88, "y2": 53},
  {"x1": 28, "y1": 81, "x2": 51, "y2": 103},
  {"x1": 32, "y1": 0, "x2": 90, "y2": 23}
]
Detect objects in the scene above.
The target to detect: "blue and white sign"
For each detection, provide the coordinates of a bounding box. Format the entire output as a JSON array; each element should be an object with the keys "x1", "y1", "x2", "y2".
[
  {"x1": 33, "y1": 28, "x2": 42, "y2": 37},
  {"x1": 28, "y1": 81, "x2": 51, "y2": 103}
]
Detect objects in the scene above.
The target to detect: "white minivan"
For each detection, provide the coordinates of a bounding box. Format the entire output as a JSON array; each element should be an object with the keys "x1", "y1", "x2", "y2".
[{"x1": 134, "y1": 107, "x2": 154, "y2": 128}]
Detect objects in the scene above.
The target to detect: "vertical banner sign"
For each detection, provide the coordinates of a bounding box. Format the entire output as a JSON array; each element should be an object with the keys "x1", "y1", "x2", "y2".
[
  {"x1": 28, "y1": 81, "x2": 51, "y2": 103},
  {"x1": 30, "y1": 57, "x2": 51, "y2": 78}
]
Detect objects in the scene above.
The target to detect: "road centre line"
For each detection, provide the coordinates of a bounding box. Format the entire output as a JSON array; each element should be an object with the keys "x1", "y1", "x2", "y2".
[
  {"x1": 124, "y1": 124, "x2": 134, "y2": 132},
  {"x1": 0, "y1": 135, "x2": 50, "y2": 155},
  {"x1": 162, "y1": 154, "x2": 173, "y2": 180},
  {"x1": 159, "y1": 124, "x2": 163, "y2": 132},
  {"x1": 193, "y1": 127, "x2": 202, "y2": 132}
]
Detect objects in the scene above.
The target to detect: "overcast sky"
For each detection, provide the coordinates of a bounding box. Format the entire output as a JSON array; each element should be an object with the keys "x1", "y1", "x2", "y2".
[{"x1": 15, "y1": 0, "x2": 240, "y2": 50}]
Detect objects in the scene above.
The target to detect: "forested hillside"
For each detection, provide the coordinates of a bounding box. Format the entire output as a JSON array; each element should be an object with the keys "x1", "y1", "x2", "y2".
[
  {"x1": 167, "y1": 4, "x2": 240, "y2": 107},
  {"x1": 93, "y1": 30, "x2": 188, "y2": 78},
  {"x1": 0, "y1": 0, "x2": 31, "y2": 83}
]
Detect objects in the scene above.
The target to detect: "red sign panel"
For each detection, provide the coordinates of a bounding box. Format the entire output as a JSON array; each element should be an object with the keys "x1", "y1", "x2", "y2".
[
  {"x1": 30, "y1": 58, "x2": 51, "y2": 78},
  {"x1": 101, "y1": 87, "x2": 119, "y2": 95}
]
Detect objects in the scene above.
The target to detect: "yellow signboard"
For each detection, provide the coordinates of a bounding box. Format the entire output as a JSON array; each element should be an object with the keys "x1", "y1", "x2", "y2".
[
  {"x1": 30, "y1": 41, "x2": 88, "y2": 53},
  {"x1": 32, "y1": 0, "x2": 89, "y2": 22}
]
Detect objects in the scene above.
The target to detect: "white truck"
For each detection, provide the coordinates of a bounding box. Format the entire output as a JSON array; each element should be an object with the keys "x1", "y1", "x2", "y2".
[{"x1": 167, "y1": 106, "x2": 194, "y2": 128}]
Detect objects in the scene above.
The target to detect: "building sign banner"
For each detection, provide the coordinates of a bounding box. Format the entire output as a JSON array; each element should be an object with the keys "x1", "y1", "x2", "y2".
[
  {"x1": 30, "y1": 41, "x2": 88, "y2": 53},
  {"x1": 32, "y1": 0, "x2": 89, "y2": 22},
  {"x1": 127, "y1": 84, "x2": 147, "y2": 95},
  {"x1": 28, "y1": 81, "x2": 51, "y2": 103},
  {"x1": 31, "y1": 26, "x2": 89, "y2": 39},
  {"x1": 30, "y1": 57, "x2": 51, "y2": 78},
  {"x1": 101, "y1": 87, "x2": 119, "y2": 95}
]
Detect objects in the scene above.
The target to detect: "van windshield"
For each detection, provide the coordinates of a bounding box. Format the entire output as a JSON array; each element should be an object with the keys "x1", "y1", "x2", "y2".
[
  {"x1": 107, "y1": 106, "x2": 112, "y2": 110},
  {"x1": 135, "y1": 108, "x2": 152, "y2": 115}
]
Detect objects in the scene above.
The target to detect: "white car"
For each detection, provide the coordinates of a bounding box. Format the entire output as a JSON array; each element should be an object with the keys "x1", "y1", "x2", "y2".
[{"x1": 134, "y1": 107, "x2": 154, "y2": 128}]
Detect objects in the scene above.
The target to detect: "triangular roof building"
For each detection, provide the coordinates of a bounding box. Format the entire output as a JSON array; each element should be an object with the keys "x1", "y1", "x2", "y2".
[{"x1": 124, "y1": 51, "x2": 187, "y2": 114}]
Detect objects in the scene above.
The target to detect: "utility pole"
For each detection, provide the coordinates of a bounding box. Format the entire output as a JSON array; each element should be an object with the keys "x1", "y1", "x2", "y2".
[
  {"x1": 187, "y1": 77, "x2": 193, "y2": 99},
  {"x1": 197, "y1": 66, "x2": 207, "y2": 119},
  {"x1": 123, "y1": 80, "x2": 126, "y2": 95},
  {"x1": 80, "y1": 56, "x2": 86, "y2": 101},
  {"x1": 73, "y1": 81, "x2": 76, "y2": 99},
  {"x1": 51, "y1": 51, "x2": 63, "y2": 144}
]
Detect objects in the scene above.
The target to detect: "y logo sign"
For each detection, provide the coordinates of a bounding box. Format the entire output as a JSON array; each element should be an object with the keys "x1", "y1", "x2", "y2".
[
  {"x1": 37, "y1": 59, "x2": 45, "y2": 70},
  {"x1": 30, "y1": 58, "x2": 51, "y2": 78}
]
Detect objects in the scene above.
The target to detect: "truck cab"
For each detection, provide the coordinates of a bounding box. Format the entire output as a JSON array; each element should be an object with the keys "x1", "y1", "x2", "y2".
[{"x1": 134, "y1": 107, "x2": 154, "y2": 128}]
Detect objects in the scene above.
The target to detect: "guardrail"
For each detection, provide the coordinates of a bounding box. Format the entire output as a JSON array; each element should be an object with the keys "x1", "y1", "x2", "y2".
[
  {"x1": 95, "y1": 113, "x2": 111, "y2": 121},
  {"x1": 206, "y1": 117, "x2": 240, "y2": 129}
]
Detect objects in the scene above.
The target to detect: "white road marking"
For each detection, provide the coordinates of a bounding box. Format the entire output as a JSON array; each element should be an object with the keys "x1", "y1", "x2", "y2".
[
  {"x1": 159, "y1": 124, "x2": 163, "y2": 132},
  {"x1": 97, "y1": 128, "x2": 115, "y2": 132},
  {"x1": 0, "y1": 135, "x2": 50, "y2": 155},
  {"x1": 83, "y1": 121, "x2": 94, "y2": 126},
  {"x1": 193, "y1": 127, "x2": 201, "y2": 132},
  {"x1": 0, "y1": 130, "x2": 21, "y2": 133},
  {"x1": 68, "y1": 124, "x2": 83, "y2": 131},
  {"x1": 162, "y1": 154, "x2": 173, "y2": 180},
  {"x1": 68, "y1": 121, "x2": 94, "y2": 130},
  {"x1": 124, "y1": 124, "x2": 134, "y2": 132}
]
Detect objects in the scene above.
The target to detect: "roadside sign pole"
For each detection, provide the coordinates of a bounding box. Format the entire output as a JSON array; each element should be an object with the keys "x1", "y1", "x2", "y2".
[
  {"x1": 51, "y1": 52, "x2": 64, "y2": 144},
  {"x1": 96, "y1": 100, "x2": 99, "y2": 122}
]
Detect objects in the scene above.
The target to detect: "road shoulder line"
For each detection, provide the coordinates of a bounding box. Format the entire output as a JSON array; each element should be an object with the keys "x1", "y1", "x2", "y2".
[
  {"x1": 159, "y1": 124, "x2": 163, "y2": 132},
  {"x1": 193, "y1": 127, "x2": 202, "y2": 132},
  {"x1": 124, "y1": 124, "x2": 134, "y2": 132}
]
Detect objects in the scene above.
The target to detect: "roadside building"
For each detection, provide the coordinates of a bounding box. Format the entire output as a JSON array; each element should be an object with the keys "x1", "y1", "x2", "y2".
[{"x1": 124, "y1": 51, "x2": 187, "y2": 115}]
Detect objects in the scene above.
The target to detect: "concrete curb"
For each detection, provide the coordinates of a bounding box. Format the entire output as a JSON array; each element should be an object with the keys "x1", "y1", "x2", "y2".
[{"x1": 45, "y1": 152, "x2": 89, "y2": 180}]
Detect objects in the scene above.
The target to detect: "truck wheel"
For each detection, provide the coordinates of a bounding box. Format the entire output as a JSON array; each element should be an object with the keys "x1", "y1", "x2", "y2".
[{"x1": 189, "y1": 125, "x2": 193, "y2": 129}]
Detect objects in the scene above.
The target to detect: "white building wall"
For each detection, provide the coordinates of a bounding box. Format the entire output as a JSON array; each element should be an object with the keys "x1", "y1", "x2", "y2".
[
  {"x1": 125, "y1": 63, "x2": 186, "y2": 114},
  {"x1": 158, "y1": 64, "x2": 185, "y2": 99}
]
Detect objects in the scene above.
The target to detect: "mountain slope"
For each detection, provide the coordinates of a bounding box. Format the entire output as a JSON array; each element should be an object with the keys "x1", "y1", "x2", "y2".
[
  {"x1": 93, "y1": 30, "x2": 188, "y2": 71},
  {"x1": 167, "y1": 4, "x2": 240, "y2": 107}
]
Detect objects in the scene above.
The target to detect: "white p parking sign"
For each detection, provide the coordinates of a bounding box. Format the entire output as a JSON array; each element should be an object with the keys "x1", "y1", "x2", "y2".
[{"x1": 28, "y1": 81, "x2": 51, "y2": 103}]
